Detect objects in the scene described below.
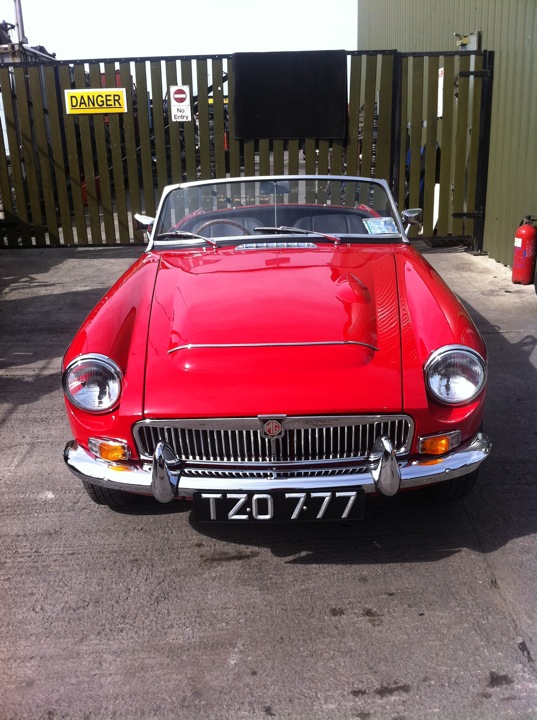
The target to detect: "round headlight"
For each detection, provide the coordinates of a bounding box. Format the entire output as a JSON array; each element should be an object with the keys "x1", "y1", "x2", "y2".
[
  {"x1": 63, "y1": 354, "x2": 123, "y2": 413},
  {"x1": 425, "y1": 346, "x2": 486, "y2": 405}
]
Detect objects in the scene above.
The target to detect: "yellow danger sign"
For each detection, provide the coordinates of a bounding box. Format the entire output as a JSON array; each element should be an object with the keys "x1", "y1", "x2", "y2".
[{"x1": 65, "y1": 88, "x2": 127, "y2": 115}]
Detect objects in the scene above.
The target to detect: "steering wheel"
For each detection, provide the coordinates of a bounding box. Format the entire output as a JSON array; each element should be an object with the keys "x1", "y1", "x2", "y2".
[{"x1": 195, "y1": 219, "x2": 252, "y2": 236}]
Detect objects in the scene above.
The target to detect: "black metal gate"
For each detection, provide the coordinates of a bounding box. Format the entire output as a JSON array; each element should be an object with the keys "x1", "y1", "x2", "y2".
[{"x1": 0, "y1": 50, "x2": 492, "y2": 248}]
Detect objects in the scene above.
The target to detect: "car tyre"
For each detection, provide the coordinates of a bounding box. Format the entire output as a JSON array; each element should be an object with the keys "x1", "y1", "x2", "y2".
[
  {"x1": 82, "y1": 480, "x2": 141, "y2": 509},
  {"x1": 431, "y1": 469, "x2": 479, "y2": 501}
]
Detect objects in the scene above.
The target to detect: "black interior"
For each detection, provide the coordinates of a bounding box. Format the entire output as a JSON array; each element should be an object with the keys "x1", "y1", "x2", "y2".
[{"x1": 180, "y1": 206, "x2": 370, "y2": 237}]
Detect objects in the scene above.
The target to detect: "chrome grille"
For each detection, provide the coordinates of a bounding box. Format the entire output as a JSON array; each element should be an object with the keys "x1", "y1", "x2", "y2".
[{"x1": 134, "y1": 416, "x2": 413, "y2": 478}]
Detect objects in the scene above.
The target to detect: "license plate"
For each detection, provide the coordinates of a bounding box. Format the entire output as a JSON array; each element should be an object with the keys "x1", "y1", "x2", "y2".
[{"x1": 193, "y1": 488, "x2": 364, "y2": 522}]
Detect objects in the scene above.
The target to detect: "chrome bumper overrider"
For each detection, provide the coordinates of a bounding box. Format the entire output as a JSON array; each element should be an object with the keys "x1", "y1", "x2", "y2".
[{"x1": 64, "y1": 432, "x2": 491, "y2": 503}]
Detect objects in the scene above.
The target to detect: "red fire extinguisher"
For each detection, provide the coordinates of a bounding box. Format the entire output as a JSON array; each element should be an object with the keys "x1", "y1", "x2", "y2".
[{"x1": 512, "y1": 216, "x2": 537, "y2": 285}]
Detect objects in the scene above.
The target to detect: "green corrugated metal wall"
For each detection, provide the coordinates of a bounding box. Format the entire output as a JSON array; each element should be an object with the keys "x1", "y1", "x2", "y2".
[{"x1": 357, "y1": 0, "x2": 537, "y2": 266}]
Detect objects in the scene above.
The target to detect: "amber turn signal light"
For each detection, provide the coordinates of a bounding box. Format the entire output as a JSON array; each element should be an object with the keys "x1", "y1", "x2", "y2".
[
  {"x1": 88, "y1": 438, "x2": 130, "y2": 462},
  {"x1": 418, "y1": 431, "x2": 461, "y2": 456}
]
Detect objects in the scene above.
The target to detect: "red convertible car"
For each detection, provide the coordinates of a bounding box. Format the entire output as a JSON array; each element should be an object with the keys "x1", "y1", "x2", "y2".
[{"x1": 63, "y1": 175, "x2": 490, "y2": 522}]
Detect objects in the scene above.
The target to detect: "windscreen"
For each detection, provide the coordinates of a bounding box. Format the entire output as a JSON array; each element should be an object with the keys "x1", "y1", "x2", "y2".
[{"x1": 154, "y1": 177, "x2": 402, "y2": 242}]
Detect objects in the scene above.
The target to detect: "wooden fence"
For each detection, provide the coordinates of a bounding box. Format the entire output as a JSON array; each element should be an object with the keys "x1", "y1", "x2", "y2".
[{"x1": 0, "y1": 50, "x2": 492, "y2": 248}]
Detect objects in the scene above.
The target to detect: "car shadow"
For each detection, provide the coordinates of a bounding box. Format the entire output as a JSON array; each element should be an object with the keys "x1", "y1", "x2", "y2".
[{"x1": 107, "y1": 488, "x2": 475, "y2": 564}]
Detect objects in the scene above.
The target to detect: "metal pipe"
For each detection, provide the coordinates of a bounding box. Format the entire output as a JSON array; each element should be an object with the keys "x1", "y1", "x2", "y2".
[{"x1": 13, "y1": 0, "x2": 28, "y2": 44}]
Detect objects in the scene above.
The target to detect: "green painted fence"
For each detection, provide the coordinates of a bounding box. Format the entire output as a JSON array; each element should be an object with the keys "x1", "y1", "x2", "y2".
[{"x1": 0, "y1": 50, "x2": 491, "y2": 248}]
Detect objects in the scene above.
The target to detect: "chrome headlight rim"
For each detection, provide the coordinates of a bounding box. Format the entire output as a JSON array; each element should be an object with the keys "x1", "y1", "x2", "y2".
[
  {"x1": 62, "y1": 353, "x2": 123, "y2": 414},
  {"x1": 424, "y1": 345, "x2": 487, "y2": 406}
]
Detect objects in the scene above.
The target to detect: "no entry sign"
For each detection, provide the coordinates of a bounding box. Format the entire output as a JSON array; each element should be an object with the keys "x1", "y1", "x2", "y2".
[
  {"x1": 173, "y1": 87, "x2": 188, "y2": 103},
  {"x1": 169, "y1": 85, "x2": 192, "y2": 122}
]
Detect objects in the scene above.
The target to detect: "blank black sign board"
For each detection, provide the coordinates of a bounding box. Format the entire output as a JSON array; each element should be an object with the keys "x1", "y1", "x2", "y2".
[{"x1": 233, "y1": 50, "x2": 347, "y2": 140}]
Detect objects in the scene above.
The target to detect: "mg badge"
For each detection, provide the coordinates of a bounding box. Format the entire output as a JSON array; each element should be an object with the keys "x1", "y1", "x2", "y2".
[{"x1": 259, "y1": 415, "x2": 286, "y2": 439}]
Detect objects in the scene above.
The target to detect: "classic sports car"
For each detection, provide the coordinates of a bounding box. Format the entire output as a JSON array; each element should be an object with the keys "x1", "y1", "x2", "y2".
[{"x1": 63, "y1": 175, "x2": 491, "y2": 522}]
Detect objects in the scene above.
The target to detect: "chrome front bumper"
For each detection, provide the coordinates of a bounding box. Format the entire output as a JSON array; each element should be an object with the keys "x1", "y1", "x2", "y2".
[{"x1": 64, "y1": 432, "x2": 491, "y2": 502}]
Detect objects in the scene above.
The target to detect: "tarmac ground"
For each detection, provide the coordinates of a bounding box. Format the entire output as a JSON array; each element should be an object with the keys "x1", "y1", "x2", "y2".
[{"x1": 1, "y1": 242, "x2": 536, "y2": 720}]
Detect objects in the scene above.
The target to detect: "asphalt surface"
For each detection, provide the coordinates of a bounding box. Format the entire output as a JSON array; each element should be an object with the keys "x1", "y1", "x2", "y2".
[{"x1": 1, "y1": 243, "x2": 536, "y2": 720}]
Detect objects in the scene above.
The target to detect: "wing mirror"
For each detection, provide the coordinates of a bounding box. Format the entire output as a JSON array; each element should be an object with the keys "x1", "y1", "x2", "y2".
[
  {"x1": 133, "y1": 213, "x2": 155, "y2": 240},
  {"x1": 401, "y1": 208, "x2": 423, "y2": 233}
]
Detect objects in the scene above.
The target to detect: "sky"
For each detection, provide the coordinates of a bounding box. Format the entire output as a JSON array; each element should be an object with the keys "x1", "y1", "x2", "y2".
[{"x1": 12, "y1": 0, "x2": 359, "y2": 60}]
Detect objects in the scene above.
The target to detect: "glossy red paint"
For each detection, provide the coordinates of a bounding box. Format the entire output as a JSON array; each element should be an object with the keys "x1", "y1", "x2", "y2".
[
  {"x1": 143, "y1": 245, "x2": 402, "y2": 417},
  {"x1": 62, "y1": 253, "x2": 160, "y2": 454},
  {"x1": 63, "y1": 242, "x2": 487, "y2": 457},
  {"x1": 395, "y1": 246, "x2": 487, "y2": 447}
]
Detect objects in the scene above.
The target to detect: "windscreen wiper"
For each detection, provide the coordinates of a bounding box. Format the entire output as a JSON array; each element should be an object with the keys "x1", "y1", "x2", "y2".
[
  {"x1": 254, "y1": 226, "x2": 340, "y2": 245},
  {"x1": 155, "y1": 231, "x2": 220, "y2": 247}
]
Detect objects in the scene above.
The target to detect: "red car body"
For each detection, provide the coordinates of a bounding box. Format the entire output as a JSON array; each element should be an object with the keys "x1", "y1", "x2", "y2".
[{"x1": 63, "y1": 176, "x2": 490, "y2": 522}]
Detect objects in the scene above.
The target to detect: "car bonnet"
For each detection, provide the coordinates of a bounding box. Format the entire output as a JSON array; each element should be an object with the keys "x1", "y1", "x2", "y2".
[{"x1": 142, "y1": 245, "x2": 403, "y2": 417}]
